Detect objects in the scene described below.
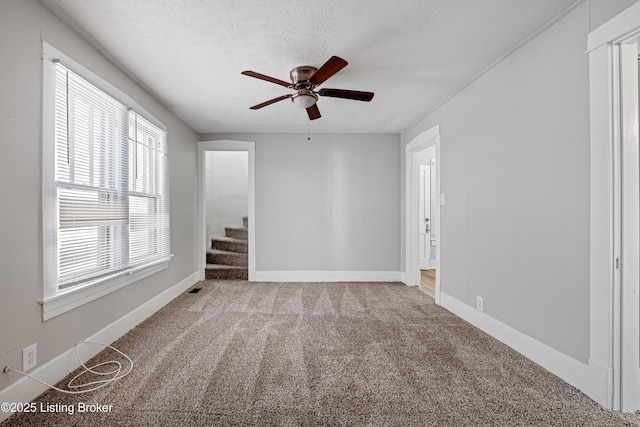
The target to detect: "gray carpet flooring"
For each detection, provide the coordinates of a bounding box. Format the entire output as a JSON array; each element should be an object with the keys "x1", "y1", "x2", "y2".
[{"x1": 3, "y1": 280, "x2": 640, "y2": 426}]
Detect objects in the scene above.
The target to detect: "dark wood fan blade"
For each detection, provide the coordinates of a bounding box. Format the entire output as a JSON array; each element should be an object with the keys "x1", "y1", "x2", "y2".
[
  {"x1": 242, "y1": 71, "x2": 292, "y2": 88},
  {"x1": 306, "y1": 103, "x2": 321, "y2": 120},
  {"x1": 309, "y1": 56, "x2": 348, "y2": 86},
  {"x1": 250, "y1": 94, "x2": 292, "y2": 109},
  {"x1": 318, "y1": 88, "x2": 374, "y2": 102}
]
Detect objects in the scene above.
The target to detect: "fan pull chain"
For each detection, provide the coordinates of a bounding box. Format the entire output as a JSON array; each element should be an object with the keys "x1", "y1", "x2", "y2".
[{"x1": 307, "y1": 118, "x2": 311, "y2": 141}]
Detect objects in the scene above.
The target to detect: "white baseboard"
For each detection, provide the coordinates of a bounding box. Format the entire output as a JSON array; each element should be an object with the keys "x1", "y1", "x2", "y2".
[
  {"x1": 439, "y1": 292, "x2": 611, "y2": 408},
  {"x1": 252, "y1": 270, "x2": 402, "y2": 283},
  {"x1": 0, "y1": 270, "x2": 200, "y2": 423}
]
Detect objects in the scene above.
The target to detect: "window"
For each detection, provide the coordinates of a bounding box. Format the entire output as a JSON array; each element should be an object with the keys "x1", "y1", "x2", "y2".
[
  {"x1": 42, "y1": 44, "x2": 170, "y2": 316},
  {"x1": 128, "y1": 112, "x2": 170, "y2": 267}
]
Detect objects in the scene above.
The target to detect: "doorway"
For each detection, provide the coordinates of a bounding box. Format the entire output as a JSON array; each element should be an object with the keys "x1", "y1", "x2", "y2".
[
  {"x1": 404, "y1": 125, "x2": 441, "y2": 303},
  {"x1": 204, "y1": 151, "x2": 249, "y2": 280},
  {"x1": 197, "y1": 140, "x2": 256, "y2": 281}
]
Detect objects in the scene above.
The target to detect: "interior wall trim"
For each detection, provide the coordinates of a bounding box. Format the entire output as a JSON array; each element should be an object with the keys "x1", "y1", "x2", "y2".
[{"x1": 252, "y1": 270, "x2": 402, "y2": 283}]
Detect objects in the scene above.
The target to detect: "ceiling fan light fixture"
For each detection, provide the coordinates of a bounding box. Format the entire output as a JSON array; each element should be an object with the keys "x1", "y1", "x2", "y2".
[
  {"x1": 291, "y1": 90, "x2": 317, "y2": 108},
  {"x1": 242, "y1": 56, "x2": 374, "y2": 119}
]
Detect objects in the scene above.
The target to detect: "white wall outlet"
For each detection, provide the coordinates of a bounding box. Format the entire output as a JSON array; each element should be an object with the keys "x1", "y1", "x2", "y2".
[
  {"x1": 440, "y1": 193, "x2": 446, "y2": 205},
  {"x1": 476, "y1": 296, "x2": 484, "y2": 312},
  {"x1": 22, "y1": 343, "x2": 37, "y2": 372}
]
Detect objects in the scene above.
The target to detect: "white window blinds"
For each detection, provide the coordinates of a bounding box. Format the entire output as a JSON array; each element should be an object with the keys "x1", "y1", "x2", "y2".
[
  {"x1": 128, "y1": 111, "x2": 170, "y2": 266},
  {"x1": 48, "y1": 62, "x2": 170, "y2": 291}
]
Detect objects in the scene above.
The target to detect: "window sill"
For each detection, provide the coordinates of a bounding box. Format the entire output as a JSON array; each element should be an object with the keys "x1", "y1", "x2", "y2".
[{"x1": 40, "y1": 260, "x2": 169, "y2": 321}]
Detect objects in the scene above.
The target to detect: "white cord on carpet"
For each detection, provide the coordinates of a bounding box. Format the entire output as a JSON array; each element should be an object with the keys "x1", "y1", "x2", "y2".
[{"x1": 3, "y1": 341, "x2": 133, "y2": 394}]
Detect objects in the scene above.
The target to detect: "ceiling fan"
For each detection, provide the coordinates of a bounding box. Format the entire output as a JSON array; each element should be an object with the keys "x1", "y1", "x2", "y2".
[{"x1": 241, "y1": 56, "x2": 374, "y2": 120}]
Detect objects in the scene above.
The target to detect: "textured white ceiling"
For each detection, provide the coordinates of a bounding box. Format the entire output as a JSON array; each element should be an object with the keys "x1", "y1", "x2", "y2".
[{"x1": 39, "y1": 0, "x2": 582, "y2": 134}]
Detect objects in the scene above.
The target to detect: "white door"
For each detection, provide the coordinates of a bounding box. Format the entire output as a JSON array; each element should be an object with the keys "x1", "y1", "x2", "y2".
[{"x1": 419, "y1": 165, "x2": 431, "y2": 269}]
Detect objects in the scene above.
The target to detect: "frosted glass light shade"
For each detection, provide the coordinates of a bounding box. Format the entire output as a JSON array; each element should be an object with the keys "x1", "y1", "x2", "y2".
[{"x1": 292, "y1": 93, "x2": 316, "y2": 108}]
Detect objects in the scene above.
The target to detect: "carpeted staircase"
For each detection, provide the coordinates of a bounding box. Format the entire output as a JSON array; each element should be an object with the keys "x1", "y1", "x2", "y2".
[{"x1": 205, "y1": 215, "x2": 248, "y2": 280}]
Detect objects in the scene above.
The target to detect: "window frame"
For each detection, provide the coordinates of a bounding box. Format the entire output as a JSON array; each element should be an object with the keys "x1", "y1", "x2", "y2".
[{"x1": 41, "y1": 42, "x2": 171, "y2": 321}]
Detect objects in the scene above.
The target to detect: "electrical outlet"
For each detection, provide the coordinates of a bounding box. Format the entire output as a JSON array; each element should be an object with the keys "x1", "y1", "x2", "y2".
[
  {"x1": 22, "y1": 344, "x2": 37, "y2": 372},
  {"x1": 440, "y1": 193, "x2": 446, "y2": 205},
  {"x1": 476, "y1": 296, "x2": 484, "y2": 312}
]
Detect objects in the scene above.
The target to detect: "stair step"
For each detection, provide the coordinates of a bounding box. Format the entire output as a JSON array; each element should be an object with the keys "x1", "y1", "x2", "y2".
[
  {"x1": 242, "y1": 215, "x2": 248, "y2": 228},
  {"x1": 205, "y1": 264, "x2": 248, "y2": 280},
  {"x1": 225, "y1": 226, "x2": 248, "y2": 240},
  {"x1": 206, "y1": 249, "x2": 247, "y2": 267},
  {"x1": 212, "y1": 236, "x2": 248, "y2": 254}
]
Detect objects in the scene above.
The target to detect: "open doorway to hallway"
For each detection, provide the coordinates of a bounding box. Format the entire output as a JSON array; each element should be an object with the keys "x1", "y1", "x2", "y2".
[
  {"x1": 197, "y1": 140, "x2": 256, "y2": 282},
  {"x1": 205, "y1": 151, "x2": 249, "y2": 280},
  {"x1": 404, "y1": 125, "x2": 440, "y2": 302}
]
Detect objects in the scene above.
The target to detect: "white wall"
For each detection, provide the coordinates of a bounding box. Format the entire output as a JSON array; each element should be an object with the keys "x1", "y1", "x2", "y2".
[
  {"x1": 200, "y1": 133, "x2": 401, "y2": 273},
  {"x1": 0, "y1": 0, "x2": 198, "y2": 396},
  {"x1": 589, "y1": 0, "x2": 638, "y2": 29},
  {"x1": 402, "y1": 3, "x2": 591, "y2": 362},
  {"x1": 205, "y1": 151, "x2": 248, "y2": 244}
]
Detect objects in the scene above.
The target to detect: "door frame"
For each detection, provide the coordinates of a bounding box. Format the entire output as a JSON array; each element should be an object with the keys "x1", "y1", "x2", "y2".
[
  {"x1": 197, "y1": 140, "x2": 256, "y2": 281},
  {"x1": 618, "y1": 40, "x2": 640, "y2": 414},
  {"x1": 404, "y1": 125, "x2": 441, "y2": 303},
  {"x1": 588, "y1": 3, "x2": 640, "y2": 412}
]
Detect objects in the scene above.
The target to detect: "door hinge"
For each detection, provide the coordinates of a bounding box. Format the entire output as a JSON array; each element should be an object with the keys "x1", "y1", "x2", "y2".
[{"x1": 615, "y1": 257, "x2": 620, "y2": 269}]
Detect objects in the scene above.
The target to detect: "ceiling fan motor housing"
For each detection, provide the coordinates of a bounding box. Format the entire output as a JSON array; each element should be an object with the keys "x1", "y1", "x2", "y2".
[{"x1": 290, "y1": 66, "x2": 317, "y2": 88}]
